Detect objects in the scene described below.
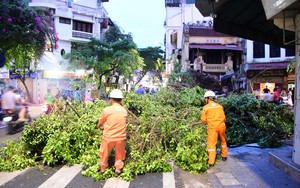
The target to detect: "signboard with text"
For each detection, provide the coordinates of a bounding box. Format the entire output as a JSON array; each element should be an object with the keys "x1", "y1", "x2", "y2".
[{"x1": 247, "y1": 69, "x2": 288, "y2": 79}]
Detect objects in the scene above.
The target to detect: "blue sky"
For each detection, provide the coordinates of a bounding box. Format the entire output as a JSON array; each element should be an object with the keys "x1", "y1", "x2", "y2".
[{"x1": 103, "y1": 0, "x2": 165, "y2": 48}]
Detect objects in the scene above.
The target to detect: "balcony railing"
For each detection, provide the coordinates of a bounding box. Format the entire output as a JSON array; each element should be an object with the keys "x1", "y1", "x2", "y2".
[
  {"x1": 72, "y1": 31, "x2": 93, "y2": 39},
  {"x1": 202, "y1": 64, "x2": 227, "y2": 73}
]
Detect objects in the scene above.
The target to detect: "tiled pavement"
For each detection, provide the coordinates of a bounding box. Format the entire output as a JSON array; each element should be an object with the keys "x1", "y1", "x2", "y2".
[{"x1": 207, "y1": 145, "x2": 300, "y2": 187}]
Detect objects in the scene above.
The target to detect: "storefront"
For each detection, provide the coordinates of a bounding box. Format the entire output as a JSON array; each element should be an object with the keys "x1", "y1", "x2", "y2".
[
  {"x1": 245, "y1": 61, "x2": 292, "y2": 93},
  {"x1": 32, "y1": 70, "x2": 88, "y2": 104}
]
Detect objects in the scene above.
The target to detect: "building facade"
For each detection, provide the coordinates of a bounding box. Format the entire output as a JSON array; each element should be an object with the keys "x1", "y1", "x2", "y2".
[
  {"x1": 244, "y1": 40, "x2": 295, "y2": 94},
  {"x1": 26, "y1": 0, "x2": 110, "y2": 103},
  {"x1": 164, "y1": 0, "x2": 205, "y2": 74}
]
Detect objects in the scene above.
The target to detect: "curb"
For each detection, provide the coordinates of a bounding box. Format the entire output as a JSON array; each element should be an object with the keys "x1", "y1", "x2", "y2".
[{"x1": 269, "y1": 147, "x2": 300, "y2": 183}]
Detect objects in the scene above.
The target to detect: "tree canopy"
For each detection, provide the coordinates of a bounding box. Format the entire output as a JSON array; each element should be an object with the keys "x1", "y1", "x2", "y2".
[
  {"x1": 64, "y1": 25, "x2": 144, "y2": 88},
  {"x1": 0, "y1": 0, "x2": 58, "y2": 64},
  {"x1": 136, "y1": 46, "x2": 164, "y2": 85}
]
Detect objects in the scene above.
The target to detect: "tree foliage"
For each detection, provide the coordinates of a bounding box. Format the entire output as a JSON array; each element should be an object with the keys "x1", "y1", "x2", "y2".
[
  {"x1": 0, "y1": 0, "x2": 58, "y2": 101},
  {"x1": 0, "y1": 87, "x2": 294, "y2": 182},
  {"x1": 0, "y1": 0, "x2": 58, "y2": 63},
  {"x1": 64, "y1": 25, "x2": 143, "y2": 88},
  {"x1": 136, "y1": 46, "x2": 164, "y2": 85},
  {"x1": 220, "y1": 94, "x2": 294, "y2": 147}
]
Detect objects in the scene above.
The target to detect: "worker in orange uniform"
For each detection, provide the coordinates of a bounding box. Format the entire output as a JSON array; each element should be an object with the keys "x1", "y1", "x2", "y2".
[
  {"x1": 201, "y1": 90, "x2": 228, "y2": 167},
  {"x1": 98, "y1": 89, "x2": 127, "y2": 175}
]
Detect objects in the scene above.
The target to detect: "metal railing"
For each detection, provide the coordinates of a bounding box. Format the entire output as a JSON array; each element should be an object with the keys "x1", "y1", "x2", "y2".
[
  {"x1": 202, "y1": 64, "x2": 227, "y2": 73},
  {"x1": 72, "y1": 31, "x2": 93, "y2": 39}
]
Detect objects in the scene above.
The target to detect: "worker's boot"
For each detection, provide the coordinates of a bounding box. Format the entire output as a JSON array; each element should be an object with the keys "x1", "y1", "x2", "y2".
[{"x1": 222, "y1": 157, "x2": 227, "y2": 161}]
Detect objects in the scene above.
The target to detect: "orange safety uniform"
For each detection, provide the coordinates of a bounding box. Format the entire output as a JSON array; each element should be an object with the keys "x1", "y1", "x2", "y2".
[
  {"x1": 98, "y1": 103, "x2": 127, "y2": 172},
  {"x1": 201, "y1": 100, "x2": 228, "y2": 165}
]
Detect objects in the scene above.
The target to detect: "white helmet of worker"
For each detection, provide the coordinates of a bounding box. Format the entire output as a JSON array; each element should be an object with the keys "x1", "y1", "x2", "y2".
[
  {"x1": 109, "y1": 89, "x2": 124, "y2": 99},
  {"x1": 204, "y1": 90, "x2": 216, "y2": 98}
]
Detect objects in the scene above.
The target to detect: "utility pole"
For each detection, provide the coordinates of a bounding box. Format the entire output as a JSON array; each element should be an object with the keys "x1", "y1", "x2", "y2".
[{"x1": 292, "y1": 13, "x2": 300, "y2": 165}]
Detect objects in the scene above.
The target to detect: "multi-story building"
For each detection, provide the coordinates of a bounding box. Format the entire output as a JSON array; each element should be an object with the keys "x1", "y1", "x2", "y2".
[
  {"x1": 164, "y1": 0, "x2": 244, "y2": 91},
  {"x1": 164, "y1": 0, "x2": 205, "y2": 74},
  {"x1": 244, "y1": 40, "x2": 295, "y2": 93},
  {"x1": 25, "y1": 0, "x2": 110, "y2": 103}
]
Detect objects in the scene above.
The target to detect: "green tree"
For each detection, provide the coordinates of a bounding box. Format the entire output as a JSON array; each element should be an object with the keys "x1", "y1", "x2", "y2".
[
  {"x1": 64, "y1": 25, "x2": 143, "y2": 90},
  {"x1": 136, "y1": 46, "x2": 164, "y2": 85},
  {"x1": 0, "y1": 0, "x2": 58, "y2": 101},
  {"x1": 287, "y1": 58, "x2": 296, "y2": 73}
]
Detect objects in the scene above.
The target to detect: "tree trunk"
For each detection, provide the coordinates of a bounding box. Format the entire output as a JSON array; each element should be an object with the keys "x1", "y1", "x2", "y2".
[{"x1": 18, "y1": 73, "x2": 33, "y2": 103}]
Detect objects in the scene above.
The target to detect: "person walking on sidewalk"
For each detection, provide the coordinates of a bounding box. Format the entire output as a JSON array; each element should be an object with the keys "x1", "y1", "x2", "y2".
[
  {"x1": 98, "y1": 89, "x2": 127, "y2": 175},
  {"x1": 201, "y1": 90, "x2": 228, "y2": 167}
]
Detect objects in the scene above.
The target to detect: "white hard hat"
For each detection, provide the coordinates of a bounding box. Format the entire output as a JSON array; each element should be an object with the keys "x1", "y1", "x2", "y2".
[
  {"x1": 204, "y1": 90, "x2": 216, "y2": 98},
  {"x1": 109, "y1": 89, "x2": 123, "y2": 99}
]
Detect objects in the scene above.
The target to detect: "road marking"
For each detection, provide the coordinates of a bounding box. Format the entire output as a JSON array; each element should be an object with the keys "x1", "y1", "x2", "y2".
[
  {"x1": 0, "y1": 168, "x2": 28, "y2": 186},
  {"x1": 38, "y1": 164, "x2": 83, "y2": 188},
  {"x1": 103, "y1": 177, "x2": 130, "y2": 188},
  {"x1": 163, "y1": 161, "x2": 176, "y2": 188}
]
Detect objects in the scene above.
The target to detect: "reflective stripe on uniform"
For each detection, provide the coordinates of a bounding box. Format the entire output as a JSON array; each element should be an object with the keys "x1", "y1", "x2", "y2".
[
  {"x1": 207, "y1": 148, "x2": 216, "y2": 152},
  {"x1": 100, "y1": 162, "x2": 108, "y2": 166},
  {"x1": 222, "y1": 145, "x2": 227, "y2": 148},
  {"x1": 104, "y1": 111, "x2": 127, "y2": 115},
  {"x1": 115, "y1": 160, "x2": 124, "y2": 167}
]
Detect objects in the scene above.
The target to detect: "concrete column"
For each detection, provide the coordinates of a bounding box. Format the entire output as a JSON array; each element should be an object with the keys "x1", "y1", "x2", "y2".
[{"x1": 293, "y1": 13, "x2": 300, "y2": 165}]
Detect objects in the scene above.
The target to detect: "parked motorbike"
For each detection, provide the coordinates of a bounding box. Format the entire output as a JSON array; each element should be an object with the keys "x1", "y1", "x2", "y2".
[{"x1": 2, "y1": 105, "x2": 32, "y2": 135}]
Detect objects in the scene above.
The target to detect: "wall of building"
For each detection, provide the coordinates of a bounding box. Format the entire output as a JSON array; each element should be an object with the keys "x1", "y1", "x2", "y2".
[
  {"x1": 165, "y1": 3, "x2": 204, "y2": 60},
  {"x1": 28, "y1": 0, "x2": 109, "y2": 104},
  {"x1": 245, "y1": 40, "x2": 293, "y2": 63}
]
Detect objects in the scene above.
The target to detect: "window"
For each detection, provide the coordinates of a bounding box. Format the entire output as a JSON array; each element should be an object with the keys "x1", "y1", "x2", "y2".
[
  {"x1": 165, "y1": 0, "x2": 181, "y2": 7},
  {"x1": 205, "y1": 50, "x2": 222, "y2": 64},
  {"x1": 186, "y1": 0, "x2": 195, "y2": 4},
  {"x1": 253, "y1": 42, "x2": 265, "y2": 58},
  {"x1": 269, "y1": 45, "x2": 280, "y2": 58},
  {"x1": 59, "y1": 17, "x2": 71, "y2": 24},
  {"x1": 285, "y1": 48, "x2": 295, "y2": 56},
  {"x1": 73, "y1": 20, "x2": 93, "y2": 33}
]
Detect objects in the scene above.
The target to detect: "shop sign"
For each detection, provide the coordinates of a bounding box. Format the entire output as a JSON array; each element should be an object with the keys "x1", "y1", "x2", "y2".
[
  {"x1": 0, "y1": 68, "x2": 9, "y2": 78},
  {"x1": 43, "y1": 71, "x2": 86, "y2": 79},
  {"x1": 247, "y1": 69, "x2": 288, "y2": 78},
  {"x1": 9, "y1": 71, "x2": 38, "y2": 79}
]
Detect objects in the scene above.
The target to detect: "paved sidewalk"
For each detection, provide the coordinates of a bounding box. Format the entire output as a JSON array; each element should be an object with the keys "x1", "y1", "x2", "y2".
[{"x1": 207, "y1": 145, "x2": 300, "y2": 187}]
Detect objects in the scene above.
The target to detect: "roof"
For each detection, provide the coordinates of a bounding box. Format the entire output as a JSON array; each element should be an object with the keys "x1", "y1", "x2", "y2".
[
  {"x1": 189, "y1": 44, "x2": 243, "y2": 51},
  {"x1": 195, "y1": 0, "x2": 296, "y2": 49},
  {"x1": 245, "y1": 62, "x2": 290, "y2": 71},
  {"x1": 189, "y1": 27, "x2": 233, "y2": 37}
]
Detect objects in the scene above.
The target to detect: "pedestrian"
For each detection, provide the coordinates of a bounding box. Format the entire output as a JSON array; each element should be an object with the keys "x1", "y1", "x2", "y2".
[
  {"x1": 263, "y1": 85, "x2": 270, "y2": 93},
  {"x1": 98, "y1": 89, "x2": 127, "y2": 175},
  {"x1": 287, "y1": 88, "x2": 293, "y2": 107},
  {"x1": 84, "y1": 89, "x2": 93, "y2": 105},
  {"x1": 273, "y1": 87, "x2": 280, "y2": 105},
  {"x1": 74, "y1": 87, "x2": 82, "y2": 102},
  {"x1": 280, "y1": 88, "x2": 287, "y2": 103},
  {"x1": 201, "y1": 90, "x2": 228, "y2": 167},
  {"x1": 150, "y1": 88, "x2": 155, "y2": 95},
  {"x1": 91, "y1": 84, "x2": 99, "y2": 102},
  {"x1": 135, "y1": 84, "x2": 145, "y2": 95},
  {"x1": 44, "y1": 89, "x2": 55, "y2": 114},
  {"x1": 218, "y1": 86, "x2": 229, "y2": 98}
]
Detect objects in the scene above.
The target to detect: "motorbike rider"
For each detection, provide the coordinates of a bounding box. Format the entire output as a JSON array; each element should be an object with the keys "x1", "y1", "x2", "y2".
[{"x1": 1, "y1": 86, "x2": 27, "y2": 121}]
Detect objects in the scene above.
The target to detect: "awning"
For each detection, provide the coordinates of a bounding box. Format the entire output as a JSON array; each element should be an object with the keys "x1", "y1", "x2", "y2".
[
  {"x1": 189, "y1": 44, "x2": 243, "y2": 51},
  {"x1": 245, "y1": 62, "x2": 290, "y2": 71},
  {"x1": 195, "y1": 0, "x2": 296, "y2": 49}
]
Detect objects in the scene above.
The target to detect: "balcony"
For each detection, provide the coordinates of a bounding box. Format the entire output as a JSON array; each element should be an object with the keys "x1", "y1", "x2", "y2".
[{"x1": 72, "y1": 31, "x2": 93, "y2": 39}]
